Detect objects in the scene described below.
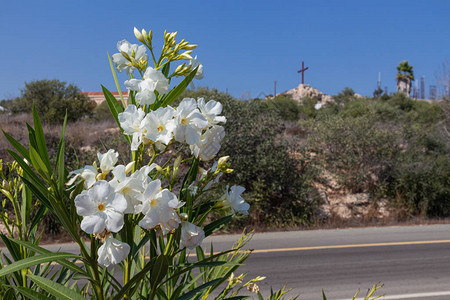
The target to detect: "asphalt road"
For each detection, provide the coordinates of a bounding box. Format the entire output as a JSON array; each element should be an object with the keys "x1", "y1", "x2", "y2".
[
  {"x1": 202, "y1": 225, "x2": 450, "y2": 300},
  {"x1": 3, "y1": 224, "x2": 450, "y2": 300}
]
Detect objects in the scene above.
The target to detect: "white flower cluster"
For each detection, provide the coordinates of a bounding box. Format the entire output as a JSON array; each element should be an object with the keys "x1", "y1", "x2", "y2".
[
  {"x1": 70, "y1": 150, "x2": 206, "y2": 267},
  {"x1": 112, "y1": 40, "x2": 203, "y2": 106},
  {"x1": 119, "y1": 97, "x2": 226, "y2": 161}
]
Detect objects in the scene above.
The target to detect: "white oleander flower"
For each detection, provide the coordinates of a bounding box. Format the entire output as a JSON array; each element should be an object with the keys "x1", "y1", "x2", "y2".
[
  {"x1": 112, "y1": 40, "x2": 148, "y2": 74},
  {"x1": 180, "y1": 221, "x2": 205, "y2": 249},
  {"x1": 97, "y1": 234, "x2": 130, "y2": 267},
  {"x1": 197, "y1": 98, "x2": 226, "y2": 125},
  {"x1": 74, "y1": 180, "x2": 127, "y2": 234},
  {"x1": 118, "y1": 105, "x2": 146, "y2": 151},
  {"x1": 67, "y1": 165, "x2": 98, "y2": 189},
  {"x1": 98, "y1": 149, "x2": 119, "y2": 176},
  {"x1": 188, "y1": 56, "x2": 204, "y2": 80},
  {"x1": 173, "y1": 98, "x2": 208, "y2": 145},
  {"x1": 314, "y1": 103, "x2": 323, "y2": 110},
  {"x1": 141, "y1": 106, "x2": 176, "y2": 145},
  {"x1": 110, "y1": 164, "x2": 156, "y2": 214},
  {"x1": 138, "y1": 180, "x2": 184, "y2": 234},
  {"x1": 225, "y1": 185, "x2": 249, "y2": 215},
  {"x1": 124, "y1": 67, "x2": 169, "y2": 105},
  {"x1": 190, "y1": 125, "x2": 225, "y2": 161}
]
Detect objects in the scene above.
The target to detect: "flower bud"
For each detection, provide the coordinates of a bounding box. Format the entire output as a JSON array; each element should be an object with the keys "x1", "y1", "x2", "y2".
[
  {"x1": 184, "y1": 44, "x2": 197, "y2": 50},
  {"x1": 178, "y1": 52, "x2": 193, "y2": 60},
  {"x1": 179, "y1": 213, "x2": 188, "y2": 221},
  {"x1": 125, "y1": 161, "x2": 135, "y2": 174},
  {"x1": 134, "y1": 27, "x2": 145, "y2": 43},
  {"x1": 2, "y1": 180, "x2": 10, "y2": 191}
]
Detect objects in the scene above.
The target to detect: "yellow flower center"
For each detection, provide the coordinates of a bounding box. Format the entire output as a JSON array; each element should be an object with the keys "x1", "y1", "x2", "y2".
[
  {"x1": 150, "y1": 199, "x2": 158, "y2": 207},
  {"x1": 157, "y1": 125, "x2": 164, "y2": 132},
  {"x1": 181, "y1": 118, "x2": 188, "y2": 125},
  {"x1": 98, "y1": 203, "x2": 105, "y2": 211}
]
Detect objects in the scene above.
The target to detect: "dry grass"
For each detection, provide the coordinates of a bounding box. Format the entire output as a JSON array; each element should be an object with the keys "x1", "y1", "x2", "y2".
[{"x1": 0, "y1": 113, "x2": 118, "y2": 162}]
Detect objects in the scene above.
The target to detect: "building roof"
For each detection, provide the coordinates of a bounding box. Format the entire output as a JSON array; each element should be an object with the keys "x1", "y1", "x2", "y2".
[{"x1": 82, "y1": 91, "x2": 129, "y2": 105}]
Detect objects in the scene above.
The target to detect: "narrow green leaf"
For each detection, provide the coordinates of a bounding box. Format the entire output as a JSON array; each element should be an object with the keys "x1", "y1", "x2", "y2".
[
  {"x1": 2, "y1": 130, "x2": 30, "y2": 160},
  {"x1": 160, "y1": 66, "x2": 198, "y2": 107},
  {"x1": 0, "y1": 252, "x2": 80, "y2": 277},
  {"x1": 20, "y1": 175, "x2": 50, "y2": 208},
  {"x1": 107, "y1": 52, "x2": 127, "y2": 108},
  {"x1": 56, "y1": 113, "x2": 68, "y2": 194},
  {"x1": 21, "y1": 180, "x2": 32, "y2": 236},
  {"x1": 175, "y1": 278, "x2": 224, "y2": 300},
  {"x1": 101, "y1": 85, "x2": 131, "y2": 144},
  {"x1": 224, "y1": 297, "x2": 249, "y2": 300},
  {"x1": 29, "y1": 146, "x2": 51, "y2": 181},
  {"x1": 113, "y1": 258, "x2": 155, "y2": 300},
  {"x1": 0, "y1": 234, "x2": 23, "y2": 262},
  {"x1": 9, "y1": 239, "x2": 85, "y2": 275},
  {"x1": 28, "y1": 274, "x2": 85, "y2": 300},
  {"x1": 162, "y1": 62, "x2": 170, "y2": 77},
  {"x1": 322, "y1": 289, "x2": 327, "y2": 300},
  {"x1": 32, "y1": 105, "x2": 52, "y2": 174},
  {"x1": 11, "y1": 285, "x2": 52, "y2": 300},
  {"x1": 7, "y1": 150, "x2": 48, "y2": 201},
  {"x1": 151, "y1": 254, "x2": 169, "y2": 288},
  {"x1": 204, "y1": 215, "x2": 233, "y2": 237}
]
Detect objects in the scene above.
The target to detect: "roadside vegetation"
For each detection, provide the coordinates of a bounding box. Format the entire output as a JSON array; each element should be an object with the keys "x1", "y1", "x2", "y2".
[{"x1": 1, "y1": 82, "x2": 449, "y2": 236}]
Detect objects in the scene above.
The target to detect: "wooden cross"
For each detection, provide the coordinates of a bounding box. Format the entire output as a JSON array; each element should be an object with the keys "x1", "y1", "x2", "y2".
[{"x1": 297, "y1": 61, "x2": 309, "y2": 84}]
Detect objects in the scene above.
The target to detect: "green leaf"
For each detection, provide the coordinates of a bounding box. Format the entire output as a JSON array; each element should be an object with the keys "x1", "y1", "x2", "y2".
[
  {"x1": 175, "y1": 277, "x2": 224, "y2": 300},
  {"x1": 32, "y1": 105, "x2": 52, "y2": 174},
  {"x1": 9, "y1": 239, "x2": 85, "y2": 275},
  {"x1": 151, "y1": 254, "x2": 169, "y2": 288},
  {"x1": 29, "y1": 146, "x2": 51, "y2": 181},
  {"x1": 322, "y1": 289, "x2": 327, "y2": 300},
  {"x1": 162, "y1": 63, "x2": 170, "y2": 77},
  {"x1": 160, "y1": 66, "x2": 198, "y2": 107},
  {"x1": 204, "y1": 215, "x2": 233, "y2": 237},
  {"x1": 7, "y1": 150, "x2": 48, "y2": 204},
  {"x1": 56, "y1": 113, "x2": 68, "y2": 194},
  {"x1": 0, "y1": 252, "x2": 80, "y2": 277},
  {"x1": 10, "y1": 285, "x2": 52, "y2": 300},
  {"x1": 101, "y1": 85, "x2": 131, "y2": 144},
  {"x1": 2, "y1": 130, "x2": 30, "y2": 161},
  {"x1": 29, "y1": 205, "x2": 48, "y2": 236},
  {"x1": 107, "y1": 52, "x2": 127, "y2": 108},
  {"x1": 0, "y1": 234, "x2": 23, "y2": 262},
  {"x1": 28, "y1": 274, "x2": 85, "y2": 300},
  {"x1": 113, "y1": 257, "x2": 157, "y2": 300}
]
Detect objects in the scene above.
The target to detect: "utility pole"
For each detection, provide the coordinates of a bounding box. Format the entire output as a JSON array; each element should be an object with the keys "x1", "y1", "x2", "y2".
[{"x1": 274, "y1": 80, "x2": 277, "y2": 97}]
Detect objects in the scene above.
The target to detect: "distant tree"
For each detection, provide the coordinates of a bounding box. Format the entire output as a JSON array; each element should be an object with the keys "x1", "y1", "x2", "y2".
[
  {"x1": 373, "y1": 87, "x2": 383, "y2": 98},
  {"x1": 334, "y1": 87, "x2": 355, "y2": 104},
  {"x1": 10, "y1": 79, "x2": 96, "y2": 124},
  {"x1": 396, "y1": 61, "x2": 414, "y2": 96}
]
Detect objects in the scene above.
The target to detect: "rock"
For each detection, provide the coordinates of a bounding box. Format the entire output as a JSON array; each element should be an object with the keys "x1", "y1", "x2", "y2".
[{"x1": 275, "y1": 84, "x2": 335, "y2": 105}]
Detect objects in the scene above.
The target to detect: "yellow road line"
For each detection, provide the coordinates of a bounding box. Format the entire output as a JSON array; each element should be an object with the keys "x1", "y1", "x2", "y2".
[
  {"x1": 248, "y1": 239, "x2": 450, "y2": 254},
  {"x1": 6, "y1": 239, "x2": 450, "y2": 267}
]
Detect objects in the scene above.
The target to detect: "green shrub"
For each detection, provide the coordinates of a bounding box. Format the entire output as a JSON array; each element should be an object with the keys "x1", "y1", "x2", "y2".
[
  {"x1": 178, "y1": 88, "x2": 317, "y2": 227},
  {"x1": 9, "y1": 79, "x2": 96, "y2": 124},
  {"x1": 265, "y1": 96, "x2": 301, "y2": 121},
  {"x1": 306, "y1": 113, "x2": 399, "y2": 193}
]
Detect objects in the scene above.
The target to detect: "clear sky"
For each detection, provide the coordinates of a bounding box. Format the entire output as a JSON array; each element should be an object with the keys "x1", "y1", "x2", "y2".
[{"x1": 1, "y1": 0, "x2": 449, "y2": 100}]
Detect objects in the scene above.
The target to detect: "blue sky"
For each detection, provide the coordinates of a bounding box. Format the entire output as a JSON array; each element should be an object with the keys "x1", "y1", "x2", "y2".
[{"x1": 1, "y1": 0, "x2": 449, "y2": 100}]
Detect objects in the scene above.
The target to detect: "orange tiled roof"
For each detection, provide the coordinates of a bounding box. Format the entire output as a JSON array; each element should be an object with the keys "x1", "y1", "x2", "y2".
[{"x1": 82, "y1": 91, "x2": 129, "y2": 105}]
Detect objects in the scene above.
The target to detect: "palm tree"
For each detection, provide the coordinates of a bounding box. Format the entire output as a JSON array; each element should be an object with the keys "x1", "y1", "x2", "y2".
[{"x1": 396, "y1": 61, "x2": 414, "y2": 96}]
